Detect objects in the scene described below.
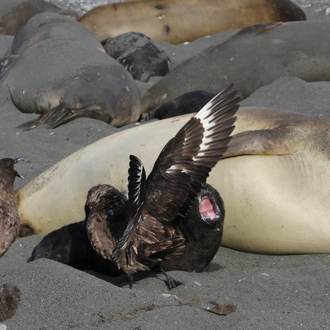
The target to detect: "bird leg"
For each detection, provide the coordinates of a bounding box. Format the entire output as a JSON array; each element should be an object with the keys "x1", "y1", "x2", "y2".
[
  {"x1": 161, "y1": 268, "x2": 183, "y2": 290},
  {"x1": 128, "y1": 273, "x2": 134, "y2": 289}
]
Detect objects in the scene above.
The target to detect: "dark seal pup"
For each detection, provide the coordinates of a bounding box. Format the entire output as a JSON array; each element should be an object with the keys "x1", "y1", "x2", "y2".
[
  {"x1": 142, "y1": 90, "x2": 215, "y2": 121},
  {"x1": 31, "y1": 220, "x2": 120, "y2": 276},
  {"x1": 102, "y1": 32, "x2": 170, "y2": 82},
  {"x1": 85, "y1": 84, "x2": 239, "y2": 288},
  {"x1": 0, "y1": 157, "x2": 23, "y2": 257},
  {"x1": 31, "y1": 183, "x2": 224, "y2": 278}
]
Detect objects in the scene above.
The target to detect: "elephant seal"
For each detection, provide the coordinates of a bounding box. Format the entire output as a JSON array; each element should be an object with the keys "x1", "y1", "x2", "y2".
[
  {"x1": 78, "y1": 0, "x2": 306, "y2": 44},
  {"x1": 141, "y1": 20, "x2": 330, "y2": 114},
  {"x1": 0, "y1": 0, "x2": 79, "y2": 36},
  {"x1": 102, "y1": 32, "x2": 170, "y2": 82},
  {"x1": 4, "y1": 12, "x2": 102, "y2": 56},
  {"x1": 16, "y1": 105, "x2": 330, "y2": 254},
  {"x1": 0, "y1": 13, "x2": 141, "y2": 129}
]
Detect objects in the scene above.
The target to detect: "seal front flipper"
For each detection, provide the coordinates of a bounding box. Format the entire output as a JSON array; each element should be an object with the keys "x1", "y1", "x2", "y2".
[
  {"x1": 0, "y1": 55, "x2": 19, "y2": 79},
  {"x1": 224, "y1": 127, "x2": 293, "y2": 158},
  {"x1": 16, "y1": 103, "x2": 114, "y2": 130}
]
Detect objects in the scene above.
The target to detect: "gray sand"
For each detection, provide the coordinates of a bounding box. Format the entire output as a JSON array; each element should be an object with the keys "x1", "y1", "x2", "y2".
[{"x1": 1, "y1": 1, "x2": 330, "y2": 329}]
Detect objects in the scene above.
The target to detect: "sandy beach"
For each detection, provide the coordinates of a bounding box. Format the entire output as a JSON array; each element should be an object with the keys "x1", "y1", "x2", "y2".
[{"x1": 0, "y1": 1, "x2": 330, "y2": 329}]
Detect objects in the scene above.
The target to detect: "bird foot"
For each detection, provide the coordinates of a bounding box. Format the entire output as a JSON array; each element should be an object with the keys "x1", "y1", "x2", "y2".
[
  {"x1": 161, "y1": 269, "x2": 183, "y2": 290},
  {"x1": 165, "y1": 276, "x2": 184, "y2": 290}
]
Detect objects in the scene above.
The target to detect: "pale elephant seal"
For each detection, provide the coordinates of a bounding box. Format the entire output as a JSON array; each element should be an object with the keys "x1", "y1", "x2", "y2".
[
  {"x1": 141, "y1": 21, "x2": 330, "y2": 114},
  {"x1": 79, "y1": 0, "x2": 305, "y2": 44},
  {"x1": 15, "y1": 105, "x2": 330, "y2": 254},
  {"x1": 0, "y1": 13, "x2": 141, "y2": 129}
]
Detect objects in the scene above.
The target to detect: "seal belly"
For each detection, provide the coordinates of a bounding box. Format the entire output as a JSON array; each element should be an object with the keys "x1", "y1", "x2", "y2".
[{"x1": 214, "y1": 153, "x2": 330, "y2": 254}]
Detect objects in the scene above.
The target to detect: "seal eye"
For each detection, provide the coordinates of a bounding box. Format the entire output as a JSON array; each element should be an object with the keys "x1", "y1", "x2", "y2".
[{"x1": 199, "y1": 195, "x2": 220, "y2": 225}]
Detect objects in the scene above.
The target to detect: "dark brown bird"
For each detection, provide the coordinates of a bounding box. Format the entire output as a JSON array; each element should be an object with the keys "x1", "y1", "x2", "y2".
[
  {"x1": 0, "y1": 157, "x2": 24, "y2": 257},
  {"x1": 85, "y1": 84, "x2": 239, "y2": 288},
  {"x1": 0, "y1": 283, "x2": 21, "y2": 321}
]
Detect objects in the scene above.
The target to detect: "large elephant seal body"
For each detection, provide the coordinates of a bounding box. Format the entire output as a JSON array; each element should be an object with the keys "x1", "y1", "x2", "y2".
[
  {"x1": 141, "y1": 21, "x2": 330, "y2": 114},
  {"x1": 79, "y1": 0, "x2": 306, "y2": 44},
  {"x1": 15, "y1": 107, "x2": 330, "y2": 254}
]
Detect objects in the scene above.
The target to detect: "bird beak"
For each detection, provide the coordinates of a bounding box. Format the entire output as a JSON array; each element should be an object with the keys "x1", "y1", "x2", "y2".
[{"x1": 15, "y1": 157, "x2": 24, "y2": 178}]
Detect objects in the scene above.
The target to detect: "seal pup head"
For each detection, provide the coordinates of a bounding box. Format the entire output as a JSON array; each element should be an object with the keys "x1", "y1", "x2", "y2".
[{"x1": 160, "y1": 183, "x2": 224, "y2": 273}]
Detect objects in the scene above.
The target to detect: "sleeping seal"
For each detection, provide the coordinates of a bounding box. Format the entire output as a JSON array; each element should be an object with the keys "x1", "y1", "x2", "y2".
[
  {"x1": 102, "y1": 32, "x2": 170, "y2": 82},
  {"x1": 0, "y1": 0, "x2": 79, "y2": 36},
  {"x1": 141, "y1": 21, "x2": 330, "y2": 114},
  {"x1": 78, "y1": 0, "x2": 306, "y2": 44},
  {"x1": 15, "y1": 105, "x2": 330, "y2": 254},
  {"x1": 0, "y1": 13, "x2": 141, "y2": 129}
]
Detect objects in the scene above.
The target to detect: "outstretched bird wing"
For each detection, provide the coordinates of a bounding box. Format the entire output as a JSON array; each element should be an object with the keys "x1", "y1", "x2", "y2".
[
  {"x1": 113, "y1": 84, "x2": 239, "y2": 265},
  {"x1": 144, "y1": 83, "x2": 239, "y2": 223},
  {"x1": 113, "y1": 155, "x2": 147, "y2": 262}
]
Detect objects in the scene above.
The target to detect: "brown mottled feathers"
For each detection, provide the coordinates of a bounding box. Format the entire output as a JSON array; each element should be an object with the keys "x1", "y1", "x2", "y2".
[
  {"x1": 112, "y1": 83, "x2": 239, "y2": 274},
  {"x1": 0, "y1": 157, "x2": 23, "y2": 257},
  {"x1": 0, "y1": 283, "x2": 21, "y2": 321},
  {"x1": 85, "y1": 184, "x2": 129, "y2": 260}
]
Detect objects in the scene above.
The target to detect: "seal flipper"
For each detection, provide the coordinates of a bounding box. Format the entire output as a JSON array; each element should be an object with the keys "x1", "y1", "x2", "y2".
[
  {"x1": 16, "y1": 104, "x2": 75, "y2": 130},
  {"x1": 223, "y1": 127, "x2": 293, "y2": 158},
  {"x1": 16, "y1": 117, "x2": 45, "y2": 131},
  {"x1": 0, "y1": 55, "x2": 18, "y2": 79}
]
